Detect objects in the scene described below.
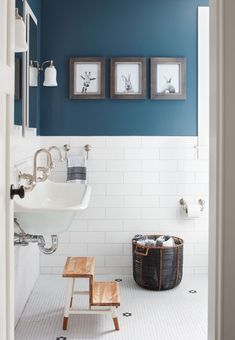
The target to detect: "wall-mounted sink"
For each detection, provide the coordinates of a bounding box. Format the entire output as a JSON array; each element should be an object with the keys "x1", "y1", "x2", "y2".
[{"x1": 14, "y1": 180, "x2": 91, "y2": 234}]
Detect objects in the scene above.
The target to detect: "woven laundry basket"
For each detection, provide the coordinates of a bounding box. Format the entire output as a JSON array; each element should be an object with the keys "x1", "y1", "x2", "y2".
[{"x1": 132, "y1": 235, "x2": 184, "y2": 290}]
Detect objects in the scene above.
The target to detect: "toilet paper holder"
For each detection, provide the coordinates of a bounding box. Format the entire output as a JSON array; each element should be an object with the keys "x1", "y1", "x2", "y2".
[{"x1": 179, "y1": 198, "x2": 205, "y2": 212}]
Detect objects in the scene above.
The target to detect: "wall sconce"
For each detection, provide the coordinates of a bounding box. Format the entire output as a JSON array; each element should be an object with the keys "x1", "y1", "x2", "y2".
[
  {"x1": 42, "y1": 60, "x2": 58, "y2": 87},
  {"x1": 29, "y1": 60, "x2": 58, "y2": 87},
  {"x1": 29, "y1": 61, "x2": 38, "y2": 87},
  {"x1": 15, "y1": 8, "x2": 28, "y2": 52}
]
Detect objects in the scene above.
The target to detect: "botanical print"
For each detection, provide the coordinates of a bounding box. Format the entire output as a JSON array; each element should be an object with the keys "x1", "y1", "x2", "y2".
[{"x1": 156, "y1": 64, "x2": 180, "y2": 94}]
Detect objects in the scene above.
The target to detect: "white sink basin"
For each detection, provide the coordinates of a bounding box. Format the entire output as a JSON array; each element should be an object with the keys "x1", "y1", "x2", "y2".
[{"x1": 14, "y1": 180, "x2": 91, "y2": 234}]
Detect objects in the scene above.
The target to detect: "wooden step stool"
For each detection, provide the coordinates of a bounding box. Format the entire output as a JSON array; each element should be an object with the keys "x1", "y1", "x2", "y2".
[{"x1": 62, "y1": 256, "x2": 120, "y2": 331}]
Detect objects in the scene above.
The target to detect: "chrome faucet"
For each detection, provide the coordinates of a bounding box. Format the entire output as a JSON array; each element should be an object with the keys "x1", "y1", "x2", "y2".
[
  {"x1": 19, "y1": 148, "x2": 53, "y2": 191},
  {"x1": 18, "y1": 146, "x2": 64, "y2": 192},
  {"x1": 48, "y1": 146, "x2": 64, "y2": 163},
  {"x1": 33, "y1": 148, "x2": 53, "y2": 183}
]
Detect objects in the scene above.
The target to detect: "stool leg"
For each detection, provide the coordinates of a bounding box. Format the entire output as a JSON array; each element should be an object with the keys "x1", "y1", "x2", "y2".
[
  {"x1": 111, "y1": 307, "x2": 119, "y2": 331},
  {"x1": 70, "y1": 278, "x2": 75, "y2": 307},
  {"x1": 63, "y1": 317, "x2": 68, "y2": 331},
  {"x1": 63, "y1": 278, "x2": 74, "y2": 330}
]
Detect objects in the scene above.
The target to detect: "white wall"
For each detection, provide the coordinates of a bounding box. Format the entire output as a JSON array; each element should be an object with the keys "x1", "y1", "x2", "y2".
[
  {"x1": 40, "y1": 136, "x2": 209, "y2": 276},
  {"x1": 12, "y1": 131, "x2": 209, "y2": 322},
  {"x1": 14, "y1": 244, "x2": 39, "y2": 326},
  {"x1": 14, "y1": 127, "x2": 40, "y2": 326},
  {"x1": 14, "y1": 126, "x2": 40, "y2": 164},
  {"x1": 12, "y1": 132, "x2": 209, "y2": 320}
]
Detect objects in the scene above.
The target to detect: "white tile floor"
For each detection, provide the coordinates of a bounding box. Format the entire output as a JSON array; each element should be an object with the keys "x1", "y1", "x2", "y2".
[{"x1": 15, "y1": 274, "x2": 208, "y2": 340}]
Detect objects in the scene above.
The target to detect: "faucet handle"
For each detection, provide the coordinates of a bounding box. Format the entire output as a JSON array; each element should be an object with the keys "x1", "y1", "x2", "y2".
[
  {"x1": 36, "y1": 166, "x2": 51, "y2": 182},
  {"x1": 19, "y1": 171, "x2": 34, "y2": 185}
]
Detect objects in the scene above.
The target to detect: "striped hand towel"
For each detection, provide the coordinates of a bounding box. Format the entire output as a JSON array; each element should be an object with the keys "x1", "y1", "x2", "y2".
[{"x1": 66, "y1": 154, "x2": 86, "y2": 183}]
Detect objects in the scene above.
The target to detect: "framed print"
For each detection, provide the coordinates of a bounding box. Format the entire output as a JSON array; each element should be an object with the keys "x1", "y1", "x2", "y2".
[
  {"x1": 69, "y1": 57, "x2": 105, "y2": 99},
  {"x1": 111, "y1": 57, "x2": 146, "y2": 99},
  {"x1": 151, "y1": 57, "x2": 186, "y2": 100}
]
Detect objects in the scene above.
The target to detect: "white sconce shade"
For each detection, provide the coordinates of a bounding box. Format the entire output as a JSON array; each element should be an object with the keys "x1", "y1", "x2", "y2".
[
  {"x1": 15, "y1": 8, "x2": 28, "y2": 53},
  {"x1": 29, "y1": 61, "x2": 38, "y2": 87},
  {"x1": 43, "y1": 61, "x2": 58, "y2": 87}
]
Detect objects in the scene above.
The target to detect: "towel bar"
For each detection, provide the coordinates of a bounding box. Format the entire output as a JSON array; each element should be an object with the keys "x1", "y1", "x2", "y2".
[
  {"x1": 179, "y1": 198, "x2": 205, "y2": 212},
  {"x1": 84, "y1": 144, "x2": 92, "y2": 159},
  {"x1": 63, "y1": 144, "x2": 92, "y2": 160}
]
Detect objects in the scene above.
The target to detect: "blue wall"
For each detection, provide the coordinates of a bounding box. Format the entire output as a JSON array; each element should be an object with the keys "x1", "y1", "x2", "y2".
[
  {"x1": 40, "y1": 0, "x2": 208, "y2": 136},
  {"x1": 27, "y1": 0, "x2": 40, "y2": 19}
]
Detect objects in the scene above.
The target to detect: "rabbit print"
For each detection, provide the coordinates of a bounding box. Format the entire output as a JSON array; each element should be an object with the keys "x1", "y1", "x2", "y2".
[
  {"x1": 122, "y1": 74, "x2": 134, "y2": 93},
  {"x1": 80, "y1": 71, "x2": 96, "y2": 93},
  {"x1": 161, "y1": 75, "x2": 176, "y2": 94}
]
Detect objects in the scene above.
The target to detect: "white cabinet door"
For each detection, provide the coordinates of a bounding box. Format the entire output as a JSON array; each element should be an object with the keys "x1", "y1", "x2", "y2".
[{"x1": 0, "y1": 0, "x2": 15, "y2": 339}]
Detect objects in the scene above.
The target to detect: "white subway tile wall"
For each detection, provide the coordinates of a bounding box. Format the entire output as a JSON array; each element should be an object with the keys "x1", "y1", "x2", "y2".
[
  {"x1": 14, "y1": 126, "x2": 40, "y2": 164},
  {"x1": 14, "y1": 127, "x2": 41, "y2": 325},
  {"x1": 38, "y1": 136, "x2": 208, "y2": 276}
]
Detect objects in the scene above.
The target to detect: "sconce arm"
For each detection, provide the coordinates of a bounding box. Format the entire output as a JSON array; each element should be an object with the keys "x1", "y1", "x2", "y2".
[{"x1": 40, "y1": 60, "x2": 53, "y2": 71}]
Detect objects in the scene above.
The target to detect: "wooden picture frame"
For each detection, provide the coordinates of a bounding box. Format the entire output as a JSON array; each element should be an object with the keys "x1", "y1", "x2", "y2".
[
  {"x1": 111, "y1": 57, "x2": 146, "y2": 99},
  {"x1": 151, "y1": 57, "x2": 186, "y2": 100},
  {"x1": 69, "y1": 57, "x2": 105, "y2": 100}
]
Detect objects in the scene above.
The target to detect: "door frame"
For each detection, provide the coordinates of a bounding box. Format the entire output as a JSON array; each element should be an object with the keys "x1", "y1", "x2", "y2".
[
  {"x1": 0, "y1": 0, "x2": 15, "y2": 340},
  {"x1": 209, "y1": 0, "x2": 235, "y2": 338},
  {"x1": 208, "y1": 0, "x2": 224, "y2": 339}
]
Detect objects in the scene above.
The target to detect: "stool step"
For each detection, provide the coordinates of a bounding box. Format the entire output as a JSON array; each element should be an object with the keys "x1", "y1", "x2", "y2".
[
  {"x1": 63, "y1": 257, "x2": 95, "y2": 278},
  {"x1": 91, "y1": 282, "x2": 120, "y2": 306}
]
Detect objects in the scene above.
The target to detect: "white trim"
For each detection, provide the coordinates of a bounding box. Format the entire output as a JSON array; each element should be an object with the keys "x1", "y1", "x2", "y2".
[
  {"x1": 0, "y1": 65, "x2": 13, "y2": 94},
  {"x1": 0, "y1": 0, "x2": 15, "y2": 339},
  {"x1": 208, "y1": 0, "x2": 223, "y2": 339},
  {"x1": 25, "y1": 1, "x2": 37, "y2": 25},
  {"x1": 25, "y1": 1, "x2": 38, "y2": 130},
  {"x1": 14, "y1": 125, "x2": 37, "y2": 138},
  {"x1": 6, "y1": 0, "x2": 15, "y2": 338}
]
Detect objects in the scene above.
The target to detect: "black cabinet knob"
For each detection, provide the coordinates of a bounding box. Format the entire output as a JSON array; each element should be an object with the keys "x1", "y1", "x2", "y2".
[{"x1": 10, "y1": 185, "x2": 25, "y2": 200}]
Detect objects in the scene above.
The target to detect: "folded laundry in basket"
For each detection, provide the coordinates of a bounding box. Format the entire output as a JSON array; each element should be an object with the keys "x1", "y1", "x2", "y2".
[
  {"x1": 136, "y1": 239, "x2": 147, "y2": 246},
  {"x1": 133, "y1": 234, "x2": 143, "y2": 241},
  {"x1": 156, "y1": 235, "x2": 175, "y2": 247},
  {"x1": 135, "y1": 235, "x2": 175, "y2": 247},
  {"x1": 144, "y1": 239, "x2": 156, "y2": 247},
  {"x1": 136, "y1": 237, "x2": 156, "y2": 247}
]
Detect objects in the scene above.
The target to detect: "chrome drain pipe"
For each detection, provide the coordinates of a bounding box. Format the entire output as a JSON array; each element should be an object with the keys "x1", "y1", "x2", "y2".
[
  {"x1": 14, "y1": 218, "x2": 58, "y2": 255},
  {"x1": 37, "y1": 235, "x2": 58, "y2": 254}
]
